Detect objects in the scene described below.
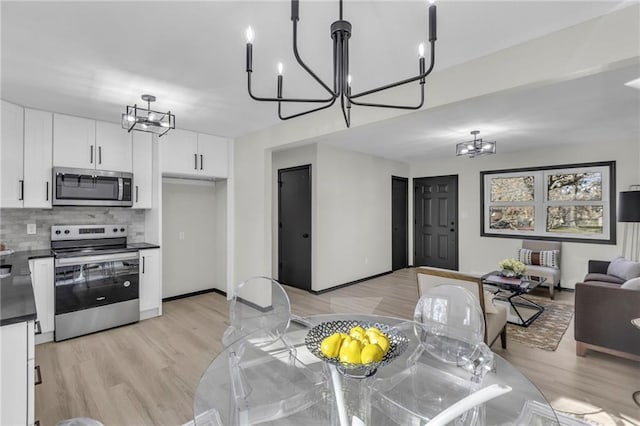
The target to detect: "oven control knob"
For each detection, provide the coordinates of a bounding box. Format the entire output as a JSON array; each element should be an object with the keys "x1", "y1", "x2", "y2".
[
  {"x1": 123, "y1": 281, "x2": 131, "y2": 288},
  {"x1": 120, "y1": 228, "x2": 125, "y2": 232},
  {"x1": 64, "y1": 230, "x2": 70, "y2": 234},
  {"x1": 55, "y1": 230, "x2": 61, "y2": 235},
  {"x1": 113, "y1": 228, "x2": 118, "y2": 233}
]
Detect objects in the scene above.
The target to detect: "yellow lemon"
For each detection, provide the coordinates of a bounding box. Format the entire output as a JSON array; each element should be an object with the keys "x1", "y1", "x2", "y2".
[
  {"x1": 320, "y1": 333, "x2": 343, "y2": 358},
  {"x1": 365, "y1": 330, "x2": 389, "y2": 353},
  {"x1": 361, "y1": 343, "x2": 384, "y2": 364},
  {"x1": 349, "y1": 326, "x2": 366, "y2": 342},
  {"x1": 340, "y1": 339, "x2": 363, "y2": 364}
]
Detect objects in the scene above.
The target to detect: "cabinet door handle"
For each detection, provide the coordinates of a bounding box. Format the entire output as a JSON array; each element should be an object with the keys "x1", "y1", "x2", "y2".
[
  {"x1": 19, "y1": 180, "x2": 24, "y2": 201},
  {"x1": 46, "y1": 181, "x2": 49, "y2": 201},
  {"x1": 35, "y1": 320, "x2": 42, "y2": 335},
  {"x1": 98, "y1": 146, "x2": 102, "y2": 164},
  {"x1": 136, "y1": 185, "x2": 139, "y2": 203},
  {"x1": 194, "y1": 153, "x2": 198, "y2": 170},
  {"x1": 200, "y1": 154, "x2": 203, "y2": 170},
  {"x1": 34, "y1": 365, "x2": 42, "y2": 386},
  {"x1": 142, "y1": 256, "x2": 146, "y2": 274},
  {"x1": 90, "y1": 145, "x2": 94, "y2": 164}
]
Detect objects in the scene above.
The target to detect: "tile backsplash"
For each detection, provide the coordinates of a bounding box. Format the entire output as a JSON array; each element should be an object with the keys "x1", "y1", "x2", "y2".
[{"x1": 0, "y1": 208, "x2": 146, "y2": 251}]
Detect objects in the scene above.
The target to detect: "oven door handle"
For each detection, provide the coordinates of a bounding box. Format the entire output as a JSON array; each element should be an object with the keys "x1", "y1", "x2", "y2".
[{"x1": 55, "y1": 252, "x2": 139, "y2": 267}]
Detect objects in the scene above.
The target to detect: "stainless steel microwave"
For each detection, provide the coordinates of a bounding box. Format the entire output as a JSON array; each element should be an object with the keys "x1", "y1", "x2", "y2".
[{"x1": 52, "y1": 167, "x2": 133, "y2": 207}]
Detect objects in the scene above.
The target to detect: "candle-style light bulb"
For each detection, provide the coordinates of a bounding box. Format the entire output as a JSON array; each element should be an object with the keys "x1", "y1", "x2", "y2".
[
  {"x1": 347, "y1": 74, "x2": 352, "y2": 86},
  {"x1": 418, "y1": 43, "x2": 425, "y2": 58},
  {"x1": 278, "y1": 62, "x2": 283, "y2": 75},
  {"x1": 246, "y1": 26, "x2": 254, "y2": 43},
  {"x1": 429, "y1": 0, "x2": 435, "y2": 4}
]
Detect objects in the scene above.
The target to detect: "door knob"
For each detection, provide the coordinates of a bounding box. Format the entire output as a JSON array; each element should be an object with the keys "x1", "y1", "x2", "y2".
[{"x1": 302, "y1": 233, "x2": 309, "y2": 238}]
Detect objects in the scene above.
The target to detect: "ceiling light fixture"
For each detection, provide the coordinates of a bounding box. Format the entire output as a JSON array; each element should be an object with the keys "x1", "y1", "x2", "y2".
[
  {"x1": 245, "y1": 0, "x2": 437, "y2": 128},
  {"x1": 456, "y1": 131, "x2": 496, "y2": 158},
  {"x1": 122, "y1": 94, "x2": 175, "y2": 137}
]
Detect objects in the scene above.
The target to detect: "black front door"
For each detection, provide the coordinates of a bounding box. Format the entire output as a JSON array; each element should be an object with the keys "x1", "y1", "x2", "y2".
[
  {"x1": 414, "y1": 175, "x2": 458, "y2": 270},
  {"x1": 392, "y1": 176, "x2": 408, "y2": 270},
  {"x1": 278, "y1": 165, "x2": 312, "y2": 290}
]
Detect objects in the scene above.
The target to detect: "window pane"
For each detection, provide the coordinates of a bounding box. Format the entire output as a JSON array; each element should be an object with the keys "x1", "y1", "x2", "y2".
[
  {"x1": 546, "y1": 206, "x2": 603, "y2": 234},
  {"x1": 490, "y1": 177, "x2": 535, "y2": 202},
  {"x1": 489, "y1": 206, "x2": 534, "y2": 231},
  {"x1": 547, "y1": 172, "x2": 602, "y2": 201}
]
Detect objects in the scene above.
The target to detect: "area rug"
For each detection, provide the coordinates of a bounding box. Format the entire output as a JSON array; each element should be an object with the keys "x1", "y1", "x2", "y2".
[{"x1": 505, "y1": 295, "x2": 574, "y2": 351}]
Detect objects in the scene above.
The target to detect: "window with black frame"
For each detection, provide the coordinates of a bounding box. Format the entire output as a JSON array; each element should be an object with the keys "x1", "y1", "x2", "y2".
[{"x1": 480, "y1": 161, "x2": 616, "y2": 244}]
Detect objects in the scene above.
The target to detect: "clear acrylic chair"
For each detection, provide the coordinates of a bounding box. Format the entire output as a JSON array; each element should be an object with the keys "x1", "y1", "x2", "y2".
[
  {"x1": 371, "y1": 285, "x2": 498, "y2": 426},
  {"x1": 221, "y1": 277, "x2": 326, "y2": 425}
]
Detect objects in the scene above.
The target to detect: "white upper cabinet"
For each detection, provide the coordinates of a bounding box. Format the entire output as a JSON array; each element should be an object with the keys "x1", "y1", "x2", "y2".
[
  {"x1": 95, "y1": 121, "x2": 132, "y2": 172},
  {"x1": 132, "y1": 132, "x2": 153, "y2": 209},
  {"x1": 53, "y1": 113, "x2": 95, "y2": 169},
  {"x1": 197, "y1": 133, "x2": 228, "y2": 178},
  {"x1": 23, "y1": 109, "x2": 53, "y2": 208},
  {"x1": 161, "y1": 129, "x2": 198, "y2": 175},
  {"x1": 0, "y1": 100, "x2": 25, "y2": 208},
  {"x1": 53, "y1": 114, "x2": 132, "y2": 172},
  {"x1": 161, "y1": 129, "x2": 228, "y2": 179}
]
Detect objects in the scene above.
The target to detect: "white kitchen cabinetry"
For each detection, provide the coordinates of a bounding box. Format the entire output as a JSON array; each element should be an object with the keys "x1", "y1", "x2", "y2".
[
  {"x1": 132, "y1": 132, "x2": 153, "y2": 209},
  {"x1": 95, "y1": 121, "x2": 132, "y2": 172},
  {"x1": 1, "y1": 320, "x2": 36, "y2": 426},
  {"x1": 0, "y1": 103, "x2": 53, "y2": 209},
  {"x1": 1, "y1": 100, "x2": 25, "y2": 208},
  {"x1": 197, "y1": 133, "x2": 228, "y2": 178},
  {"x1": 24, "y1": 108, "x2": 53, "y2": 208},
  {"x1": 162, "y1": 129, "x2": 228, "y2": 179},
  {"x1": 53, "y1": 113, "x2": 95, "y2": 169},
  {"x1": 53, "y1": 114, "x2": 132, "y2": 172},
  {"x1": 140, "y1": 249, "x2": 161, "y2": 319},
  {"x1": 29, "y1": 257, "x2": 55, "y2": 343},
  {"x1": 161, "y1": 129, "x2": 198, "y2": 175}
]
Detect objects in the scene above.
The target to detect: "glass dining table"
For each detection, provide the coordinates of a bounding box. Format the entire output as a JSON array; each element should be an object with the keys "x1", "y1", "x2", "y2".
[{"x1": 193, "y1": 314, "x2": 559, "y2": 425}]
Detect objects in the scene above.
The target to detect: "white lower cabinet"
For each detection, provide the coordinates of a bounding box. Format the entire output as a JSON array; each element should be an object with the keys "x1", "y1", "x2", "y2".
[
  {"x1": 29, "y1": 258, "x2": 55, "y2": 343},
  {"x1": 140, "y1": 249, "x2": 161, "y2": 319},
  {"x1": 0, "y1": 320, "x2": 36, "y2": 426}
]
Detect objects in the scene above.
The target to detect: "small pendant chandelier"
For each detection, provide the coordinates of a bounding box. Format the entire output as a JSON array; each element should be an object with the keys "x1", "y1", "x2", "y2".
[
  {"x1": 122, "y1": 94, "x2": 175, "y2": 137},
  {"x1": 456, "y1": 131, "x2": 497, "y2": 158},
  {"x1": 245, "y1": 0, "x2": 437, "y2": 128}
]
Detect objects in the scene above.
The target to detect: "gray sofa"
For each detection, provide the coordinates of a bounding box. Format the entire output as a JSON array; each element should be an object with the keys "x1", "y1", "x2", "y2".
[{"x1": 575, "y1": 260, "x2": 640, "y2": 360}]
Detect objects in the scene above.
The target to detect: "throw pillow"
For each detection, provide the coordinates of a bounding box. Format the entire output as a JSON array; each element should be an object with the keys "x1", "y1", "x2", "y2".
[
  {"x1": 607, "y1": 256, "x2": 640, "y2": 281},
  {"x1": 483, "y1": 290, "x2": 499, "y2": 314},
  {"x1": 517, "y1": 248, "x2": 560, "y2": 269},
  {"x1": 621, "y1": 277, "x2": 640, "y2": 290}
]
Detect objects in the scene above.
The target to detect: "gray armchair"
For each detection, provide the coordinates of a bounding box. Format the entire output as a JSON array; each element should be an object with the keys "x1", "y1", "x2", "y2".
[
  {"x1": 521, "y1": 240, "x2": 561, "y2": 299},
  {"x1": 575, "y1": 260, "x2": 640, "y2": 360}
]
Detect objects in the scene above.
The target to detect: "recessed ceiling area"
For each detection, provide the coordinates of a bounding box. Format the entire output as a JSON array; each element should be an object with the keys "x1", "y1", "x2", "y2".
[
  {"x1": 1, "y1": 1, "x2": 633, "y2": 140},
  {"x1": 308, "y1": 62, "x2": 640, "y2": 162}
]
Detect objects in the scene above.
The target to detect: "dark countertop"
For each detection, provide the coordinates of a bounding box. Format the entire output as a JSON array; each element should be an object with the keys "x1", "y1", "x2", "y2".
[
  {"x1": 127, "y1": 242, "x2": 161, "y2": 250},
  {"x1": 1, "y1": 249, "x2": 52, "y2": 326}
]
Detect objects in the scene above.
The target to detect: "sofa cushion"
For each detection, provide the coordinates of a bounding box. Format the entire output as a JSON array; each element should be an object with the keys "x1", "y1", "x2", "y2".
[
  {"x1": 518, "y1": 248, "x2": 559, "y2": 269},
  {"x1": 621, "y1": 277, "x2": 640, "y2": 290},
  {"x1": 607, "y1": 256, "x2": 640, "y2": 281},
  {"x1": 584, "y1": 273, "x2": 625, "y2": 285}
]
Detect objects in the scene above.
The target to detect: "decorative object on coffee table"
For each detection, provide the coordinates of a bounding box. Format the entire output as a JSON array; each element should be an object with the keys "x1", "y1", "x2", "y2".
[{"x1": 498, "y1": 258, "x2": 526, "y2": 278}]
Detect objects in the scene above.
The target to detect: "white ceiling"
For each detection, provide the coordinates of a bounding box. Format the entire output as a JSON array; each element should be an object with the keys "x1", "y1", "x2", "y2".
[{"x1": 1, "y1": 0, "x2": 635, "y2": 147}]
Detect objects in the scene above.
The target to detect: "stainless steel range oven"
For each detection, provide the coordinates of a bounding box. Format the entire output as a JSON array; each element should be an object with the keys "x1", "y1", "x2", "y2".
[{"x1": 52, "y1": 224, "x2": 140, "y2": 341}]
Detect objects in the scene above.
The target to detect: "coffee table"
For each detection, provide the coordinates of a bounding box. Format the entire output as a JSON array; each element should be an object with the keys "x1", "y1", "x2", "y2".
[{"x1": 482, "y1": 271, "x2": 546, "y2": 327}]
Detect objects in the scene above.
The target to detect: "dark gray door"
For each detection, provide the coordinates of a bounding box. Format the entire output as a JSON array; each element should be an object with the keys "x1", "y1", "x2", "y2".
[
  {"x1": 414, "y1": 175, "x2": 458, "y2": 270},
  {"x1": 278, "y1": 165, "x2": 312, "y2": 290},
  {"x1": 392, "y1": 176, "x2": 408, "y2": 270}
]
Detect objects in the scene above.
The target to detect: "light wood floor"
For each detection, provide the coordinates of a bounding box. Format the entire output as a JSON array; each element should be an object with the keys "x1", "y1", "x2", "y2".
[{"x1": 35, "y1": 268, "x2": 640, "y2": 425}]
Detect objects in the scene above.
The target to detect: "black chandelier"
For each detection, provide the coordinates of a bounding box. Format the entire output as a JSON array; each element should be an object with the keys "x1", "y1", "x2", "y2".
[{"x1": 245, "y1": 0, "x2": 437, "y2": 128}]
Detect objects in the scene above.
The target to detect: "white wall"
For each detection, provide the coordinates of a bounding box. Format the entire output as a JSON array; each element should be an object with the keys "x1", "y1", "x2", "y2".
[
  {"x1": 162, "y1": 179, "x2": 226, "y2": 297},
  {"x1": 315, "y1": 144, "x2": 408, "y2": 291},
  {"x1": 232, "y1": 7, "x2": 639, "y2": 289},
  {"x1": 410, "y1": 138, "x2": 639, "y2": 289}
]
